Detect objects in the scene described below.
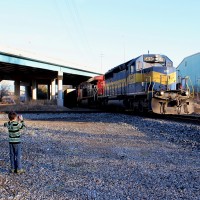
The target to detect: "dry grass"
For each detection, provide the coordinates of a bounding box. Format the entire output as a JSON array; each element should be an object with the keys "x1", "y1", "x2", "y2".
[{"x1": 0, "y1": 100, "x2": 71, "y2": 112}]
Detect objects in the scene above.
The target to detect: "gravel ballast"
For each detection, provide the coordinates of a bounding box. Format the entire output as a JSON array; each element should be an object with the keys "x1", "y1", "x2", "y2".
[{"x1": 0, "y1": 113, "x2": 199, "y2": 199}]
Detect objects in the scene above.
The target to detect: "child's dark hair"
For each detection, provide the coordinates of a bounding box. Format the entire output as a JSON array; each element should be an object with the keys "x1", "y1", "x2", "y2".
[{"x1": 8, "y1": 111, "x2": 18, "y2": 121}]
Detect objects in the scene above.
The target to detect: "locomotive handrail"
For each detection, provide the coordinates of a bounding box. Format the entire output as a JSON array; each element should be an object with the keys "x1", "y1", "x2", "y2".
[
  {"x1": 167, "y1": 75, "x2": 169, "y2": 90},
  {"x1": 160, "y1": 74, "x2": 168, "y2": 90},
  {"x1": 144, "y1": 76, "x2": 152, "y2": 100},
  {"x1": 145, "y1": 76, "x2": 151, "y2": 92},
  {"x1": 185, "y1": 76, "x2": 194, "y2": 98},
  {"x1": 151, "y1": 82, "x2": 155, "y2": 95}
]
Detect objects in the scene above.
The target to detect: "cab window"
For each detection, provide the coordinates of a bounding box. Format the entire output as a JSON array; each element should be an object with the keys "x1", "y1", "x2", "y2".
[{"x1": 130, "y1": 63, "x2": 135, "y2": 74}]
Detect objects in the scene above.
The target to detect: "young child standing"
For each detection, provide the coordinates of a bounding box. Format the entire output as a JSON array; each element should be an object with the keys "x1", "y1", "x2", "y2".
[{"x1": 4, "y1": 111, "x2": 26, "y2": 174}]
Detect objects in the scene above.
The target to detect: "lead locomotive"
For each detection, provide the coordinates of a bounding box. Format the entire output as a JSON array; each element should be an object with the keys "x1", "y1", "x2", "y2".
[{"x1": 77, "y1": 54, "x2": 194, "y2": 114}]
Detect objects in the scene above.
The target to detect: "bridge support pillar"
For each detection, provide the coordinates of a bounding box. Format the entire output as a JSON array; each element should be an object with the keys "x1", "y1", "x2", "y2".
[
  {"x1": 47, "y1": 84, "x2": 50, "y2": 100},
  {"x1": 32, "y1": 80, "x2": 37, "y2": 100},
  {"x1": 57, "y1": 71, "x2": 63, "y2": 106},
  {"x1": 14, "y1": 80, "x2": 20, "y2": 103},
  {"x1": 25, "y1": 86, "x2": 31, "y2": 102},
  {"x1": 51, "y1": 78, "x2": 56, "y2": 100}
]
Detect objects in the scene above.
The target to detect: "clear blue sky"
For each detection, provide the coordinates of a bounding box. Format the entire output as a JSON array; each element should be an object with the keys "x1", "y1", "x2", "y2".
[{"x1": 0, "y1": 0, "x2": 200, "y2": 73}]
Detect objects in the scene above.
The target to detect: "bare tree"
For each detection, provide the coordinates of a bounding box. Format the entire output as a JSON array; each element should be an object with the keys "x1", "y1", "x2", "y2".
[{"x1": 0, "y1": 83, "x2": 11, "y2": 101}]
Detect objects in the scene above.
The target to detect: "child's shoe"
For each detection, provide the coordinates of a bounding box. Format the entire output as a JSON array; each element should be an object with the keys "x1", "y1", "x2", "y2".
[{"x1": 16, "y1": 169, "x2": 25, "y2": 174}]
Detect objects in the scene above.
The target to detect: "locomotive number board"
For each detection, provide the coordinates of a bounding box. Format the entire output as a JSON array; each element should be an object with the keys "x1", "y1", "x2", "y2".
[{"x1": 143, "y1": 55, "x2": 165, "y2": 63}]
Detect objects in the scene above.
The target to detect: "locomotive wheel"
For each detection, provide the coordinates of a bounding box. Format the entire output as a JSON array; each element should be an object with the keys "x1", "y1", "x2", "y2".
[{"x1": 152, "y1": 98, "x2": 166, "y2": 114}]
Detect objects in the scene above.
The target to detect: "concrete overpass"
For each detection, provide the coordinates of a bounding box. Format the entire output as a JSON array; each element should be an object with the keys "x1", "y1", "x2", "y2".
[{"x1": 0, "y1": 51, "x2": 101, "y2": 106}]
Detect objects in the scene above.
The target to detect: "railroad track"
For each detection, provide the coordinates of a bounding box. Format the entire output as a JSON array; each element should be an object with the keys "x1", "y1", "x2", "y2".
[
  {"x1": 126, "y1": 111, "x2": 200, "y2": 125},
  {"x1": 106, "y1": 106, "x2": 200, "y2": 125},
  {"x1": 1, "y1": 107, "x2": 200, "y2": 125}
]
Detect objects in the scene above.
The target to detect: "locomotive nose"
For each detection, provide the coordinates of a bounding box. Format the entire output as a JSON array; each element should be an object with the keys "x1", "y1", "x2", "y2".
[{"x1": 151, "y1": 96, "x2": 194, "y2": 114}]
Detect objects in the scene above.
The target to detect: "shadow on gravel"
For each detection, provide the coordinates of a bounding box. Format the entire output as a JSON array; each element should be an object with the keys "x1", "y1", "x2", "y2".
[{"x1": 24, "y1": 112, "x2": 200, "y2": 151}]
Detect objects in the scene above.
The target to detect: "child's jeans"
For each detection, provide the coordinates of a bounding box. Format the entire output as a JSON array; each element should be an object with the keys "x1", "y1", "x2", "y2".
[{"x1": 9, "y1": 143, "x2": 22, "y2": 170}]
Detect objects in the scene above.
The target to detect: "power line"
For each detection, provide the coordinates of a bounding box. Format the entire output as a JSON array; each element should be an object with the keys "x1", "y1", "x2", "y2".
[
  {"x1": 63, "y1": 0, "x2": 95, "y2": 67},
  {"x1": 53, "y1": 0, "x2": 85, "y2": 60}
]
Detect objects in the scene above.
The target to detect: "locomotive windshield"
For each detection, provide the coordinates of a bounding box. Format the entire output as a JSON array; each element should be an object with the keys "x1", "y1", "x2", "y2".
[{"x1": 143, "y1": 55, "x2": 165, "y2": 63}]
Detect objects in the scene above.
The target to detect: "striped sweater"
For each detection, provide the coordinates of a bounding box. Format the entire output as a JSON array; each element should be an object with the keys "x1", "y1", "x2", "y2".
[{"x1": 4, "y1": 120, "x2": 26, "y2": 143}]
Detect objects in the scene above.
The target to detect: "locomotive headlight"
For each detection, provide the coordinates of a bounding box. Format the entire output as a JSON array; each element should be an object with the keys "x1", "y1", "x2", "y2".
[
  {"x1": 185, "y1": 91, "x2": 189, "y2": 96},
  {"x1": 160, "y1": 91, "x2": 164, "y2": 96}
]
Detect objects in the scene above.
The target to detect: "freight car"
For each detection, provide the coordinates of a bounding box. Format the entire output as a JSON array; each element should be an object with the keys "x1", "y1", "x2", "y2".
[{"x1": 77, "y1": 54, "x2": 194, "y2": 114}]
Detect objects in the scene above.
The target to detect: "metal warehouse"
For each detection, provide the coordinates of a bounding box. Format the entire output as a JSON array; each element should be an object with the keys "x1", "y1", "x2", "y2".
[{"x1": 177, "y1": 52, "x2": 200, "y2": 92}]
